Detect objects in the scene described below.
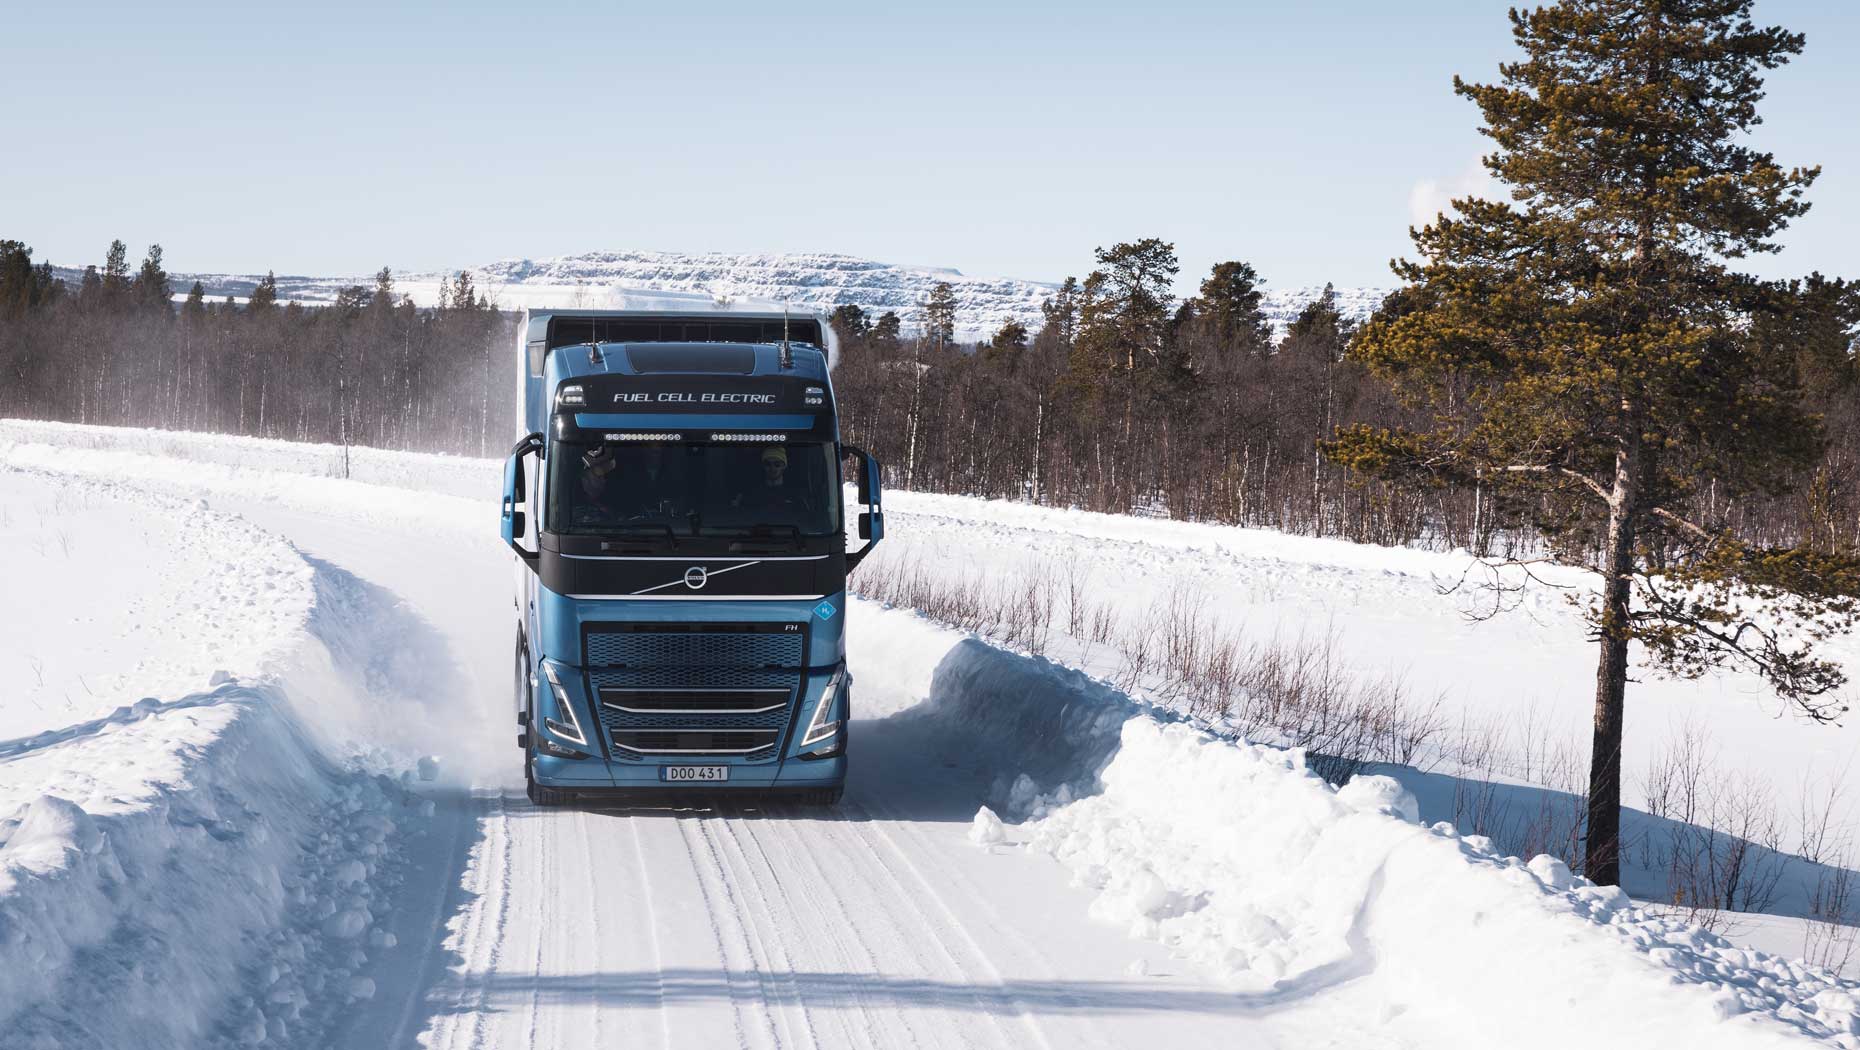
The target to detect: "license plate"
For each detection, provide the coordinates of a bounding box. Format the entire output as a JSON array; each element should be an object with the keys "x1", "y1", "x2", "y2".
[{"x1": 661, "y1": 765, "x2": 729, "y2": 783}]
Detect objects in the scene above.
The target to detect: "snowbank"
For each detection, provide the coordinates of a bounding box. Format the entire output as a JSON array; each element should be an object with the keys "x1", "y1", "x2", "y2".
[
  {"x1": 0, "y1": 419, "x2": 495, "y2": 501},
  {"x1": 0, "y1": 421, "x2": 494, "y2": 539},
  {"x1": 0, "y1": 467, "x2": 424, "y2": 1048},
  {"x1": 898, "y1": 633, "x2": 1860, "y2": 1047}
]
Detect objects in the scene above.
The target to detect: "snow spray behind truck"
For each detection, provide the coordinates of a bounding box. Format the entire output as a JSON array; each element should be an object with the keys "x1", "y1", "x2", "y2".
[{"x1": 501, "y1": 310, "x2": 883, "y2": 805}]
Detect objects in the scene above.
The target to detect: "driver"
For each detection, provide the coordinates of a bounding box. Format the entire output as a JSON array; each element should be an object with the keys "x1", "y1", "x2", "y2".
[
  {"x1": 577, "y1": 444, "x2": 624, "y2": 522},
  {"x1": 578, "y1": 443, "x2": 683, "y2": 524}
]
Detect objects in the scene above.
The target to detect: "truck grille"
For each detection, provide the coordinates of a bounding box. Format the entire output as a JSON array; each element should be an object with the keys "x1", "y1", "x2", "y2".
[
  {"x1": 583, "y1": 625, "x2": 805, "y2": 760},
  {"x1": 585, "y1": 629, "x2": 802, "y2": 670},
  {"x1": 612, "y1": 729, "x2": 781, "y2": 754},
  {"x1": 599, "y1": 688, "x2": 789, "y2": 714}
]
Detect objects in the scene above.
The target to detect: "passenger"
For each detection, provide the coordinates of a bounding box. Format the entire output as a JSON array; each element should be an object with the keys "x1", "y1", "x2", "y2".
[{"x1": 734, "y1": 446, "x2": 809, "y2": 515}]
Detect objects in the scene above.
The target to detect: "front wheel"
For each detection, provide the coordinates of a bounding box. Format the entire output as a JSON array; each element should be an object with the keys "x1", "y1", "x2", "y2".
[
  {"x1": 518, "y1": 637, "x2": 572, "y2": 807},
  {"x1": 525, "y1": 754, "x2": 573, "y2": 807},
  {"x1": 800, "y1": 785, "x2": 844, "y2": 808}
]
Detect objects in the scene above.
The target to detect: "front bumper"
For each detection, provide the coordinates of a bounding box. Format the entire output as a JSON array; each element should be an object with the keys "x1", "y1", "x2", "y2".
[
  {"x1": 532, "y1": 753, "x2": 846, "y2": 797},
  {"x1": 529, "y1": 657, "x2": 849, "y2": 793}
]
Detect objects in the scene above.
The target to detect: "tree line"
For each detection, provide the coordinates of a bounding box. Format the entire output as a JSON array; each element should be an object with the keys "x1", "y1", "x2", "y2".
[
  {"x1": 2, "y1": 233, "x2": 1853, "y2": 560},
  {"x1": 0, "y1": 240, "x2": 515, "y2": 456},
  {"x1": 830, "y1": 244, "x2": 1860, "y2": 560},
  {"x1": 2, "y1": 233, "x2": 1853, "y2": 559}
]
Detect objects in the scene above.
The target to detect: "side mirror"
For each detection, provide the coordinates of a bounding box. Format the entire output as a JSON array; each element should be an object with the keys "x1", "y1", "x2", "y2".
[
  {"x1": 502, "y1": 432, "x2": 544, "y2": 570},
  {"x1": 843, "y1": 444, "x2": 884, "y2": 571}
]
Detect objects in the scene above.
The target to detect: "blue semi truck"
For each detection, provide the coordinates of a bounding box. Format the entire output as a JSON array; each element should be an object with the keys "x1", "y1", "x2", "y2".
[{"x1": 500, "y1": 309, "x2": 883, "y2": 806}]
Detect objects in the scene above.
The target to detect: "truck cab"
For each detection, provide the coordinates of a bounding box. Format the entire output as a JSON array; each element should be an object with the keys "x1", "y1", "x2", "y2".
[{"x1": 501, "y1": 309, "x2": 882, "y2": 806}]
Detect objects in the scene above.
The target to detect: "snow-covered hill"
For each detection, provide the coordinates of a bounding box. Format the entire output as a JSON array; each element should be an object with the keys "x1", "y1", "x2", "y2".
[{"x1": 57, "y1": 250, "x2": 1387, "y2": 339}]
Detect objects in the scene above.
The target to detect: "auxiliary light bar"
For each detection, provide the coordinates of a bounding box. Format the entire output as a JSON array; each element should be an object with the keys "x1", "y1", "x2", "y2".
[{"x1": 709, "y1": 433, "x2": 788, "y2": 443}]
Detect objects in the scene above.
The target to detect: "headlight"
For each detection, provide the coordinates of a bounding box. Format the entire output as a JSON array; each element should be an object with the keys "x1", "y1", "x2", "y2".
[
  {"x1": 800, "y1": 669, "x2": 844, "y2": 749},
  {"x1": 540, "y1": 661, "x2": 589, "y2": 747}
]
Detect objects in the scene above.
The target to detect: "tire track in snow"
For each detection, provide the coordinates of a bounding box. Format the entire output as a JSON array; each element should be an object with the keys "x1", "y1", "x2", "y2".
[
  {"x1": 742, "y1": 801, "x2": 1028, "y2": 1049},
  {"x1": 627, "y1": 814, "x2": 674, "y2": 1050},
  {"x1": 676, "y1": 813, "x2": 781, "y2": 1050},
  {"x1": 425, "y1": 791, "x2": 515, "y2": 1050},
  {"x1": 849, "y1": 794, "x2": 1097, "y2": 1050},
  {"x1": 516, "y1": 795, "x2": 554, "y2": 1050},
  {"x1": 576, "y1": 807, "x2": 606, "y2": 1049},
  {"x1": 811, "y1": 808, "x2": 1034, "y2": 1047},
  {"x1": 734, "y1": 803, "x2": 915, "y2": 1047},
  {"x1": 709, "y1": 811, "x2": 823, "y2": 1050}
]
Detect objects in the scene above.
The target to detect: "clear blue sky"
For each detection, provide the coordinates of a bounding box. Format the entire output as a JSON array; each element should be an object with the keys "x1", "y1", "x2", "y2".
[{"x1": 4, "y1": 0, "x2": 1854, "y2": 292}]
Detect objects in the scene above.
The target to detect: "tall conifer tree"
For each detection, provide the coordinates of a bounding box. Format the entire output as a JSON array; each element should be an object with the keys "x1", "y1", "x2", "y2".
[
  {"x1": 132, "y1": 244, "x2": 172, "y2": 313},
  {"x1": 1325, "y1": 0, "x2": 1860, "y2": 885},
  {"x1": 921, "y1": 282, "x2": 958, "y2": 350},
  {"x1": 1197, "y1": 260, "x2": 1274, "y2": 356}
]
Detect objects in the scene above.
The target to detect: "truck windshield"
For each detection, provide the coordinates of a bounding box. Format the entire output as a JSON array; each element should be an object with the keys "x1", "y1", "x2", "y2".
[{"x1": 549, "y1": 441, "x2": 841, "y2": 538}]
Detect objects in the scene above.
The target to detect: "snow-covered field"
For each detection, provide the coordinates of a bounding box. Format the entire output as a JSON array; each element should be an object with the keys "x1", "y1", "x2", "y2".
[{"x1": 2, "y1": 419, "x2": 1858, "y2": 1048}]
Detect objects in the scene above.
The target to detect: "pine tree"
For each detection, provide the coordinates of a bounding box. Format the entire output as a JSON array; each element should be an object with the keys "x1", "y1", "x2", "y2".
[
  {"x1": 1074, "y1": 239, "x2": 1178, "y2": 378},
  {"x1": 132, "y1": 244, "x2": 172, "y2": 314},
  {"x1": 1767, "y1": 275, "x2": 1859, "y2": 401},
  {"x1": 248, "y1": 271, "x2": 279, "y2": 312},
  {"x1": 828, "y1": 303, "x2": 869, "y2": 342},
  {"x1": 101, "y1": 239, "x2": 130, "y2": 308},
  {"x1": 32, "y1": 262, "x2": 62, "y2": 306},
  {"x1": 1197, "y1": 261, "x2": 1274, "y2": 356},
  {"x1": 1042, "y1": 277, "x2": 1081, "y2": 348},
  {"x1": 983, "y1": 320, "x2": 1029, "y2": 366},
  {"x1": 871, "y1": 311, "x2": 902, "y2": 354},
  {"x1": 921, "y1": 282, "x2": 957, "y2": 350},
  {"x1": 1281, "y1": 284, "x2": 1352, "y2": 363},
  {"x1": 1324, "y1": 0, "x2": 1860, "y2": 886},
  {"x1": 0, "y1": 240, "x2": 38, "y2": 320},
  {"x1": 451, "y1": 271, "x2": 477, "y2": 312}
]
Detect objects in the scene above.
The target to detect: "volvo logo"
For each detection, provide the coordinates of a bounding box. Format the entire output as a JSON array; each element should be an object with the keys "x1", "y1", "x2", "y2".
[{"x1": 683, "y1": 566, "x2": 708, "y2": 590}]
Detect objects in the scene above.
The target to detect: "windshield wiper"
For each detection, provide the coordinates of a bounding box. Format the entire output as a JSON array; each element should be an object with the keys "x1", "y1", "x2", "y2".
[
  {"x1": 598, "y1": 523, "x2": 679, "y2": 551},
  {"x1": 718, "y1": 523, "x2": 803, "y2": 552}
]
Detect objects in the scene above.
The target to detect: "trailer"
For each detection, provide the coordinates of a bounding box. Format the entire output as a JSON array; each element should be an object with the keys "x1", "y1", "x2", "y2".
[{"x1": 500, "y1": 309, "x2": 883, "y2": 805}]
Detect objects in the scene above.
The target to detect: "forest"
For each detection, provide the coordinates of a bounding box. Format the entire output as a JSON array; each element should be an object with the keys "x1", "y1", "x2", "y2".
[{"x1": 0, "y1": 234, "x2": 1855, "y2": 557}]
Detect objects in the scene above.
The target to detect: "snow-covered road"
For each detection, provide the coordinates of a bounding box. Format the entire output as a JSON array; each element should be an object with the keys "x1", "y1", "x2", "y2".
[
  {"x1": 222, "y1": 498, "x2": 1396, "y2": 1050},
  {"x1": 4, "y1": 421, "x2": 1857, "y2": 1049}
]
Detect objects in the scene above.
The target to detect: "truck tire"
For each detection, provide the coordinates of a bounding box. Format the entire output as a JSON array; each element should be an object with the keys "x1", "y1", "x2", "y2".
[
  {"x1": 525, "y1": 752, "x2": 573, "y2": 807},
  {"x1": 514, "y1": 631, "x2": 529, "y2": 727},
  {"x1": 801, "y1": 785, "x2": 844, "y2": 808}
]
